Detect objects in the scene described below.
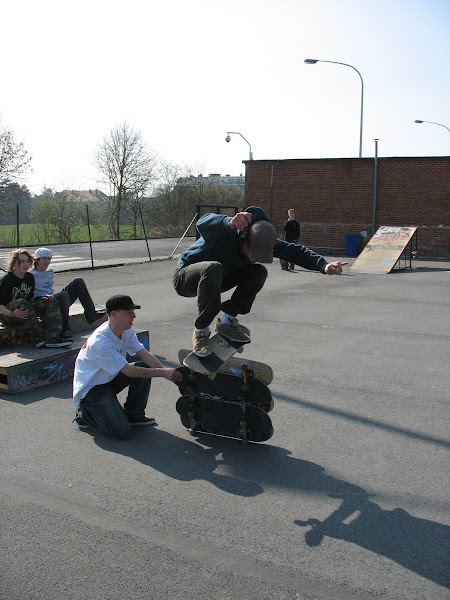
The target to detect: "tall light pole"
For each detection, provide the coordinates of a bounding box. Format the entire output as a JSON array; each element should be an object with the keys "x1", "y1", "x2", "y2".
[
  {"x1": 415, "y1": 120, "x2": 450, "y2": 133},
  {"x1": 225, "y1": 131, "x2": 253, "y2": 160},
  {"x1": 304, "y1": 58, "x2": 364, "y2": 158}
]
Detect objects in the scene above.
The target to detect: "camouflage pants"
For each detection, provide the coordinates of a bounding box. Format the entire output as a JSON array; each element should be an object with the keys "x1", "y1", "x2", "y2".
[{"x1": 0, "y1": 296, "x2": 63, "y2": 341}]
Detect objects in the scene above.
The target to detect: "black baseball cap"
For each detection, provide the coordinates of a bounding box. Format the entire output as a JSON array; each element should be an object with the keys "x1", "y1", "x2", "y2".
[{"x1": 106, "y1": 295, "x2": 141, "y2": 313}]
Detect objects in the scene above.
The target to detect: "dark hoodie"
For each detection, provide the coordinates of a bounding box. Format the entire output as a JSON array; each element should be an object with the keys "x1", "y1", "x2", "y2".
[{"x1": 177, "y1": 206, "x2": 328, "y2": 275}]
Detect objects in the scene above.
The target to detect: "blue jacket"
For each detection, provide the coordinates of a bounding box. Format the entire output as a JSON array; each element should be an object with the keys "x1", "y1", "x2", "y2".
[{"x1": 177, "y1": 206, "x2": 328, "y2": 275}]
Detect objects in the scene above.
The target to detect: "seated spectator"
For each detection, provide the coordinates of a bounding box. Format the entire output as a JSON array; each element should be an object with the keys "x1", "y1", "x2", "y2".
[
  {"x1": 0, "y1": 248, "x2": 71, "y2": 348},
  {"x1": 31, "y1": 247, "x2": 105, "y2": 341}
]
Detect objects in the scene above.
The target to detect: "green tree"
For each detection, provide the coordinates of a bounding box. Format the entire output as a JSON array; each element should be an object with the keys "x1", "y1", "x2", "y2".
[
  {"x1": 0, "y1": 183, "x2": 32, "y2": 225},
  {"x1": 31, "y1": 189, "x2": 85, "y2": 243}
]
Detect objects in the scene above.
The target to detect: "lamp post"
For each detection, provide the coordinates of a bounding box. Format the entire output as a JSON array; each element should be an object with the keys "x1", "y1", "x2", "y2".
[
  {"x1": 225, "y1": 131, "x2": 253, "y2": 160},
  {"x1": 415, "y1": 120, "x2": 450, "y2": 133},
  {"x1": 304, "y1": 58, "x2": 364, "y2": 158}
]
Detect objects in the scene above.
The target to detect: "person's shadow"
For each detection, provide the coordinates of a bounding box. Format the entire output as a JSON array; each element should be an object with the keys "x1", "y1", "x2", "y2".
[
  {"x1": 295, "y1": 493, "x2": 450, "y2": 588},
  {"x1": 92, "y1": 430, "x2": 449, "y2": 587},
  {"x1": 93, "y1": 427, "x2": 264, "y2": 497}
]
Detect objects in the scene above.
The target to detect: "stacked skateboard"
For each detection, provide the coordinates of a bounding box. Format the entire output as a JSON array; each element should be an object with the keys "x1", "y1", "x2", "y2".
[{"x1": 176, "y1": 328, "x2": 274, "y2": 444}]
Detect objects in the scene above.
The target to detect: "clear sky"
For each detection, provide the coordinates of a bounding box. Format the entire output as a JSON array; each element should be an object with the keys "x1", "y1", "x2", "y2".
[{"x1": 2, "y1": 0, "x2": 449, "y2": 195}]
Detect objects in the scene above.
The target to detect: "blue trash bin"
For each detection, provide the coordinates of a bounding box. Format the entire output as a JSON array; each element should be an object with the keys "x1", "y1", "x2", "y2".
[{"x1": 345, "y1": 234, "x2": 360, "y2": 257}]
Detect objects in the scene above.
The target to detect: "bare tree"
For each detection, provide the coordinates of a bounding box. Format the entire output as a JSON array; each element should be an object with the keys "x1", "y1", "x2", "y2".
[
  {"x1": 0, "y1": 117, "x2": 32, "y2": 188},
  {"x1": 94, "y1": 122, "x2": 157, "y2": 239}
]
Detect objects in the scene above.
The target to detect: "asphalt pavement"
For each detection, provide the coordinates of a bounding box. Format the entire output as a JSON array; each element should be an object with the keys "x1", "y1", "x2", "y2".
[
  {"x1": 0, "y1": 237, "x2": 197, "y2": 272},
  {"x1": 1, "y1": 254, "x2": 449, "y2": 600}
]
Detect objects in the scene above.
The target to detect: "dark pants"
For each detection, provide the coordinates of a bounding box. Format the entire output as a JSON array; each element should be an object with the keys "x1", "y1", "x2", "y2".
[
  {"x1": 280, "y1": 239, "x2": 297, "y2": 270},
  {"x1": 54, "y1": 277, "x2": 96, "y2": 330},
  {"x1": 79, "y1": 362, "x2": 151, "y2": 439},
  {"x1": 173, "y1": 261, "x2": 268, "y2": 329}
]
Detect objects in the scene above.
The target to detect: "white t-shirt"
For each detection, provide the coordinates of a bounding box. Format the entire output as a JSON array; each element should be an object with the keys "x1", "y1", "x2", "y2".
[
  {"x1": 73, "y1": 321, "x2": 145, "y2": 406},
  {"x1": 30, "y1": 267, "x2": 54, "y2": 296}
]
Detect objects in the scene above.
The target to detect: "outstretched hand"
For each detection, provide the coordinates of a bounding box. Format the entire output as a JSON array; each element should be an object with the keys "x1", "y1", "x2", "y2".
[
  {"x1": 324, "y1": 261, "x2": 348, "y2": 275},
  {"x1": 229, "y1": 212, "x2": 252, "y2": 231}
]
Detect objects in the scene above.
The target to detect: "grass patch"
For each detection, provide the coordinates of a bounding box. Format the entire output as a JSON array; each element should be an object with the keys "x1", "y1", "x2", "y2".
[{"x1": 0, "y1": 224, "x2": 149, "y2": 247}]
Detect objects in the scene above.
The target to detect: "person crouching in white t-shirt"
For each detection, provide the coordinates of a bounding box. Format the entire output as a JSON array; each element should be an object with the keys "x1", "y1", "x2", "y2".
[{"x1": 73, "y1": 294, "x2": 183, "y2": 438}]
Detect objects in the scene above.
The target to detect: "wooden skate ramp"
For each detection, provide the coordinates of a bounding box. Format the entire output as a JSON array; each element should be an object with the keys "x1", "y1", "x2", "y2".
[{"x1": 350, "y1": 226, "x2": 417, "y2": 273}]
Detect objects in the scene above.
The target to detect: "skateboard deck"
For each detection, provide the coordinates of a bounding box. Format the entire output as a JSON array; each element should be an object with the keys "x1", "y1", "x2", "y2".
[
  {"x1": 178, "y1": 349, "x2": 273, "y2": 385},
  {"x1": 183, "y1": 325, "x2": 251, "y2": 376},
  {"x1": 176, "y1": 393, "x2": 273, "y2": 443},
  {"x1": 176, "y1": 365, "x2": 273, "y2": 412}
]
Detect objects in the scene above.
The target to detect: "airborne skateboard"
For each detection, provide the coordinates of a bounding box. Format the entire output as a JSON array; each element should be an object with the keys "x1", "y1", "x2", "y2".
[
  {"x1": 182, "y1": 325, "x2": 251, "y2": 376},
  {"x1": 178, "y1": 349, "x2": 273, "y2": 385},
  {"x1": 175, "y1": 366, "x2": 273, "y2": 443}
]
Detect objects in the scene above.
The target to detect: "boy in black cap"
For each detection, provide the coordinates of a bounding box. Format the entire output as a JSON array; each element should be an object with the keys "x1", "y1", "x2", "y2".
[
  {"x1": 174, "y1": 206, "x2": 346, "y2": 357},
  {"x1": 73, "y1": 294, "x2": 183, "y2": 438}
]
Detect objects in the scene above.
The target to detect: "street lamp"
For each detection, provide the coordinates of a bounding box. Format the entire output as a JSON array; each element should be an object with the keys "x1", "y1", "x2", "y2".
[
  {"x1": 304, "y1": 58, "x2": 364, "y2": 158},
  {"x1": 415, "y1": 120, "x2": 450, "y2": 133},
  {"x1": 225, "y1": 131, "x2": 253, "y2": 160}
]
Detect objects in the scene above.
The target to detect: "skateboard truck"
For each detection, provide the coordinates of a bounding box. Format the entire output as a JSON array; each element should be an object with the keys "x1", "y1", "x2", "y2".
[{"x1": 238, "y1": 364, "x2": 251, "y2": 444}]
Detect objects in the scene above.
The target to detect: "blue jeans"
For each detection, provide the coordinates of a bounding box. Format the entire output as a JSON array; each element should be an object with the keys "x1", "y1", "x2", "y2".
[{"x1": 79, "y1": 362, "x2": 151, "y2": 438}]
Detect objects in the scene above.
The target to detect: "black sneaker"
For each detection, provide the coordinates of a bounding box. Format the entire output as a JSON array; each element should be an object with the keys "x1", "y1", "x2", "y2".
[
  {"x1": 35, "y1": 338, "x2": 46, "y2": 348},
  {"x1": 45, "y1": 337, "x2": 73, "y2": 348},
  {"x1": 128, "y1": 415, "x2": 157, "y2": 426},
  {"x1": 87, "y1": 309, "x2": 107, "y2": 324},
  {"x1": 60, "y1": 329, "x2": 74, "y2": 341},
  {"x1": 73, "y1": 410, "x2": 89, "y2": 429}
]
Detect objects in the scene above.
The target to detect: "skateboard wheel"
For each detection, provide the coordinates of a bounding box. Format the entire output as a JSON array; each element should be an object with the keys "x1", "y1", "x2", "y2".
[
  {"x1": 237, "y1": 347, "x2": 244, "y2": 354},
  {"x1": 241, "y1": 438, "x2": 249, "y2": 445},
  {"x1": 188, "y1": 428, "x2": 196, "y2": 436},
  {"x1": 208, "y1": 373, "x2": 217, "y2": 381}
]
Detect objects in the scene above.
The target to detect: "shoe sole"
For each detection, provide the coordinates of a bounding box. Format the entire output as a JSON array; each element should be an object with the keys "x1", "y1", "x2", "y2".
[
  {"x1": 45, "y1": 342, "x2": 73, "y2": 348},
  {"x1": 215, "y1": 331, "x2": 250, "y2": 344},
  {"x1": 130, "y1": 420, "x2": 157, "y2": 426}
]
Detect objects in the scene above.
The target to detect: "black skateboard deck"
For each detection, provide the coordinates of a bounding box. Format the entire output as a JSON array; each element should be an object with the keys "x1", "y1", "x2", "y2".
[
  {"x1": 178, "y1": 349, "x2": 273, "y2": 385},
  {"x1": 176, "y1": 394, "x2": 273, "y2": 443},
  {"x1": 183, "y1": 325, "x2": 251, "y2": 376},
  {"x1": 176, "y1": 365, "x2": 273, "y2": 412}
]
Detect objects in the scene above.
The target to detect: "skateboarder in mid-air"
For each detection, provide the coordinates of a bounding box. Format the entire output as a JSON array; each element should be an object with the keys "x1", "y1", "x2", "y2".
[{"x1": 173, "y1": 206, "x2": 347, "y2": 357}]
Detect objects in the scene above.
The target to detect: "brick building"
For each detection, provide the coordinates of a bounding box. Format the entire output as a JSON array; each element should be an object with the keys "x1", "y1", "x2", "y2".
[{"x1": 244, "y1": 157, "x2": 450, "y2": 257}]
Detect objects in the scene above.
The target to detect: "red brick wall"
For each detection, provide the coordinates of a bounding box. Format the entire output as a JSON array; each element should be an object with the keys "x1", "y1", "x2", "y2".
[{"x1": 244, "y1": 157, "x2": 450, "y2": 257}]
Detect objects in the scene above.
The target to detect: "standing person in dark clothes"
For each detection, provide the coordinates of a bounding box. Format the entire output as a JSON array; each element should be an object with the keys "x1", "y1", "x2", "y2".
[
  {"x1": 281, "y1": 208, "x2": 301, "y2": 271},
  {"x1": 173, "y1": 206, "x2": 346, "y2": 357}
]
